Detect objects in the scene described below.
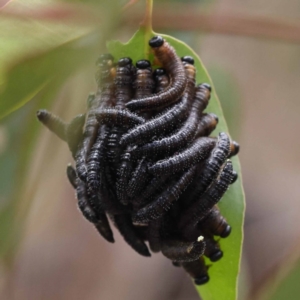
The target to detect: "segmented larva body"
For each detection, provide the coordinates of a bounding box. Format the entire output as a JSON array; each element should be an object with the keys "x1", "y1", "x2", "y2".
[
  {"x1": 112, "y1": 214, "x2": 151, "y2": 257},
  {"x1": 86, "y1": 126, "x2": 109, "y2": 193},
  {"x1": 181, "y1": 257, "x2": 209, "y2": 285},
  {"x1": 147, "y1": 218, "x2": 163, "y2": 253},
  {"x1": 134, "y1": 60, "x2": 155, "y2": 99},
  {"x1": 36, "y1": 109, "x2": 67, "y2": 141},
  {"x1": 116, "y1": 60, "x2": 155, "y2": 205},
  {"x1": 161, "y1": 236, "x2": 206, "y2": 262},
  {"x1": 116, "y1": 151, "x2": 133, "y2": 205},
  {"x1": 179, "y1": 160, "x2": 234, "y2": 233},
  {"x1": 76, "y1": 56, "x2": 116, "y2": 182},
  {"x1": 132, "y1": 174, "x2": 169, "y2": 208},
  {"x1": 184, "y1": 132, "x2": 231, "y2": 204},
  {"x1": 106, "y1": 57, "x2": 135, "y2": 169},
  {"x1": 203, "y1": 234, "x2": 223, "y2": 262},
  {"x1": 120, "y1": 60, "x2": 196, "y2": 147},
  {"x1": 134, "y1": 82, "x2": 212, "y2": 158},
  {"x1": 95, "y1": 108, "x2": 145, "y2": 127},
  {"x1": 133, "y1": 165, "x2": 198, "y2": 223},
  {"x1": 199, "y1": 205, "x2": 231, "y2": 238},
  {"x1": 66, "y1": 164, "x2": 78, "y2": 189},
  {"x1": 127, "y1": 157, "x2": 149, "y2": 199},
  {"x1": 153, "y1": 68, "x2": 169, "y2": 93},
  {"x1": 195, "y1": 113, "x2": 219, "y2": 138},
  {"x1": 96, "y1": 179, "x2": 129, "y2": 215},
  {"x1": 126, "y1": 36, "x2": 187, "y2": 111},
  {"x1": 149, "y1": 137, "x2": 216, "y2": 176},
  {"x1": 113, "y1": 57, "x2": 135, "y2": 109},
  {"x1": 72, "y1": 169, "x2": 114, "y2": 243}
]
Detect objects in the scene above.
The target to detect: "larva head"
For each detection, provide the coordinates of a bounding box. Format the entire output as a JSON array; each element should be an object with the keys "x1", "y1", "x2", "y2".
[
  {"x1": 96, "y1": 53, "x2": 114, "y2": 67},
  {"x1": 181, "y1": 56, "x2": 195, "y2": 65},
  {"x1": 95, "y1": 53, "x2": 115, "y2": 84},
  {"x1": 117, "y1": 57, "x2": 132, "y2": 67},
  {"x1": 231, "y1": 171, "x2": 238, "y2": 184},
  {"x1": 209, "y1": 250, "x2": 223, "y2": 262},
  {"x1": 230, "y1": 141, "x2": 240, "y2": 157},
  {"x1": 197, "y1": 83, "x2": 211, "y2": 100},
  {"x1": 220, "y1": 225, "x2": 232, "y2": 238},
  {"x1": 149, "y1": 35, "x2": 164, "y2": 48},
  {"x1": 136, "y1": 60, "x2": 151, "y2": 69},
  {"x1": 211, "y1": 113, "x2": 219, "y2": 124},
  {"x1": 201, "y1": 83, "x2": 212, "y2": 92},
  {"x1": 36, "y1": 109, "x2": 48, "y2": 122},
  {"x1": 194, "y1": 275, "x2": 209, "y2": 285},
  {"x1": 153, "y1": 68, "x2": 166, "y2": 76}
]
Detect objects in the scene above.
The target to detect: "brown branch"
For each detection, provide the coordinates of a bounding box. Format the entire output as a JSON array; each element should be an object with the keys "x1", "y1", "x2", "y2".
[
  {"x1": 0, "y1": 2, "x2": 101, "y2": 25},
  {"x1": 2, "y1": 2, "x2": 300, "y2": 44},
  {"x1": 121, "y1": 4, "x2": 300, "y2": 44}
]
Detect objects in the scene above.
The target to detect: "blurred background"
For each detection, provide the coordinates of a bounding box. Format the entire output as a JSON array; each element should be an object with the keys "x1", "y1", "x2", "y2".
[{"x1": 1, "y1": 0, "x2": 300, "y2": 299}]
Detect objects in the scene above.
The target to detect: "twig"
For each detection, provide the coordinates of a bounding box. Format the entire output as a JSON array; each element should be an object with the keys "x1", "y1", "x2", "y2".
[{"x1": 122, "y1": 4, "x2": 300, "y2": 44}]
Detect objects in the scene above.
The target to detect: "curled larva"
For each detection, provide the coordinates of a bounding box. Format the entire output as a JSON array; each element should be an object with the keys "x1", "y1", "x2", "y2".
[
  {"x1": 132, "y1": 174, "x2": 169, "y2": 208},
  {"x1": 147, "y1": 218, "x2": 163, "y2": 253},
  {"x1": 153, "y1": 68, "x2": 169, "y2": 93},
  {"x1": 198, "y1": 205, "x2": 231, "y2": 238},
  {"x1": 126, "y1": 36, "x2": 187, "y2": 111},
  {"x1": 94, "y1": 108, "x2": 145, "y2": 127},
  {"x1": 86, "y1": 125, "x2": 109, "y2": 193},
  {"x1": 133, "y1": 59, "x2": 155, "y2": 122},
  {"x1": 133, "y1": 83, "x2": 212, "y2": 158},
  {"x1": 36, "y1": 109, "x2": 67, "y2": 141},
  {"x1": 161, "y1": 236, "x2": 206, "y2": 262},
  {"x1": 183, "y1": 132, "x2": 231, "y2": 204},
  {"x1": 116, "y1": 151, "x2": 134, "y2": 205},
  {"x1": 195, "y1": 113, "x2": 219, "y2": 138},
  {"x1": 76, "y1": 59, "x2": 115, "y2": 182},
  {"x1": 120, "y1": 60, "x2": 196, "y2": 147},
  {"x1": 148, "y1": 137, "x2": 216, "y2": 176},
  {"x1": 134, "y1": 60, "x2": 155, "y2": 99},
  {"x1": 114, "y1": 57, "x2": 135, "y2": 108},
  {"x1": 96, "y1": 179, "x2": 129, "y2": 215},
  {"x1": 112, "y1": 214, "x2": 151, "y2": 257},
  {"x1": 127, "y1": 157, "x2": 149, "y2": 199},
  {"x1": 95, "y1": 53, "x2": 115, "y2": 88},
  {"x1": 105, "y1": 57, "x2": 135, "y2": 170},
  {"x1": 66, "y1": 164, "x2": 77, "y2": 189},
  {"x1": 179, "y1": 160, "x2": 234, "y2": 233},
  {"x1": 133, "y1": 166, "x2": 197, "y2": 223},
  {"x1": 74, "y1": 173, "x2": 114, "y2": 243},
  {"x1": 203, "y1": 234, "x2": 223, "y2": 262}
]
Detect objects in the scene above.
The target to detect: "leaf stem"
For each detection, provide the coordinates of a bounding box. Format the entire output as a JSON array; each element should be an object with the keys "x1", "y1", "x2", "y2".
[{"x1": 140, "y1": 0, "x2": 153, "y2": 59}]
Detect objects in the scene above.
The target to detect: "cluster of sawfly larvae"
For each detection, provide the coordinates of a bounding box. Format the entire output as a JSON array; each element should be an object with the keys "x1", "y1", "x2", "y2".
[{"x1": 37, "y1": 35, "x2": 239, "y2": 285}]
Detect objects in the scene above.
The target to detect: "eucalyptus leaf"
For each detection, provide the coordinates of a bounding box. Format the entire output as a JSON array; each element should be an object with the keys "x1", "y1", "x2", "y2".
[{"x1": 108, "y1": 28, "x2": 245, "y2": 300}]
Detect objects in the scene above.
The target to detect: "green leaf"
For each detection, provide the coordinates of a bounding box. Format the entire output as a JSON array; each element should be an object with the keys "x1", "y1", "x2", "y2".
[
  {"x1": 0, "y1": 0, "x2": 120, "y2": 119},
  {"x1": 108, "y1": 28, "x2": 245, "y2": 300},
  {"x1": 0, "y1": 78, "x2": 64, "y2": 264}
]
